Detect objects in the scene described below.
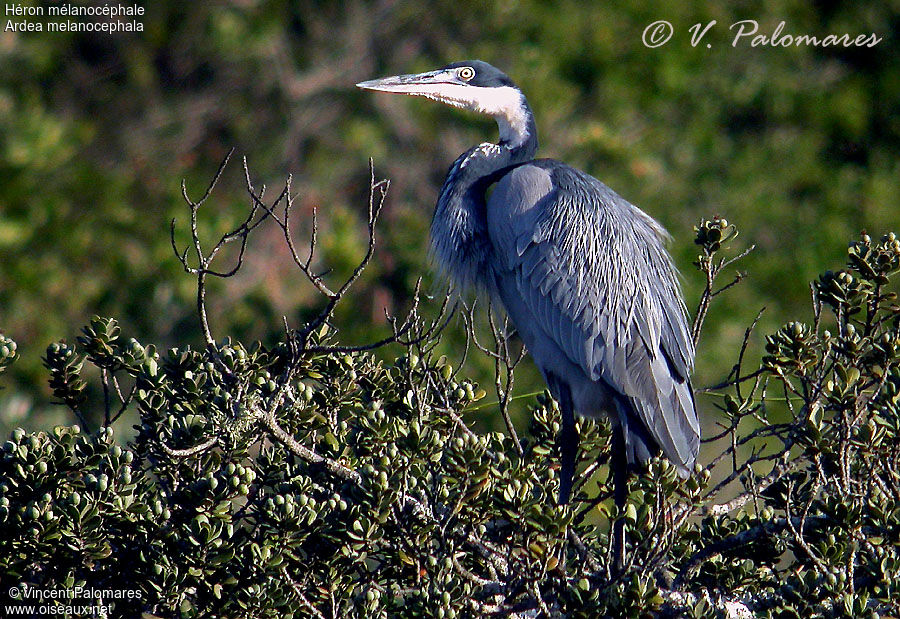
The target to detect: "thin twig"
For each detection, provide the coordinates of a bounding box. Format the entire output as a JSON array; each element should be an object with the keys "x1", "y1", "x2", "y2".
[
  {"x1": 160, "y1": 436, "x2": 219, "y2": 458},
  {"x1": 675, "y1": 515, "x2": 830, "y2": 589},
  {"x1": 281, "y1": 567, "x2": 326, "y2": 619},
  {"x1": 702, "y1": 453, "x2": 796, "y2": 516}
]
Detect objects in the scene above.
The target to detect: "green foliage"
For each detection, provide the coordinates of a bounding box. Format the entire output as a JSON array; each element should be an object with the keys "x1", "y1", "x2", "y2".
[
  {"x1": 42, "y1": 342, "x2": 87, "y2": 413},
  {"x1": 0, "y1": 333, "x2": 17, "y2": 381},
  {"x1": 693, "y1": 216, "x2": 738, "y2": 255},
  {"x1": 1, "y1": 313, "x2": 701, "y2": 616},
  {"x1": 687, "y1": 230, "x2": 900, "y2": 617}
]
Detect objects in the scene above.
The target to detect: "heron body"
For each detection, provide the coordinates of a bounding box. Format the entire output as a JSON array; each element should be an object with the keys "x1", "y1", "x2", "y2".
[{"x1": 358, "y1": 61, "x2": 699, "y2": 566}]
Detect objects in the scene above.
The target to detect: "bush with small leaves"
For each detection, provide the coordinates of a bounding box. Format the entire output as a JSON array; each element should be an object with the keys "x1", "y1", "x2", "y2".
[
  {"x1": 0, "y1": 333, "x2": 17, "y2": 380},
  {"x1": 678, "y1": 230, "x2": 900, "y2": 618}
]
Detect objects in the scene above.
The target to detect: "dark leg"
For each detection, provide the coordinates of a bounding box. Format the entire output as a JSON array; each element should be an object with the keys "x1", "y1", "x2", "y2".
[
  {"x1": 611, "y1": 427, "x2": 627, "y2": 576},
  {"x1": 554, "y1": 380, "x2": 577, "y2": 505}
]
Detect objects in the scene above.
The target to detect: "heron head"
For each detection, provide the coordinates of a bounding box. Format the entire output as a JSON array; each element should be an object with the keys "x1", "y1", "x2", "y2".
[{"x1": 357, "y1": 60, "x2": 533, "y2": 147}]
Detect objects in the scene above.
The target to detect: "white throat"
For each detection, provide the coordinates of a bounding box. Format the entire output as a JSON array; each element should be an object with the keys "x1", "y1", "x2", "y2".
[
  {"x1": 464, "y1": 85, "x2": 530, "y2": 148},
  {"x1": 393, "y1": 83, "x2": 531, "y2": 149}
]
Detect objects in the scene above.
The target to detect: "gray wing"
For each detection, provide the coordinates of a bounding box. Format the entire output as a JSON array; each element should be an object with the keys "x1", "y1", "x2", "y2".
[{"x1": 486, "y1": 162, "x2": 699, "y2": 470}]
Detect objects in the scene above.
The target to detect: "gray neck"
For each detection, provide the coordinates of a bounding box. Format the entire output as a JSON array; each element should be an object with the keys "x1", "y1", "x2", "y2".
[{"x1": 430, "y1": 114, "x2": 538, "y2": 292}]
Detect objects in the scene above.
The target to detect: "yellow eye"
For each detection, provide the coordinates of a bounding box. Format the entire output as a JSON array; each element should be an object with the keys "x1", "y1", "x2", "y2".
[{"x1": 457, "y1": 66, "x2": 475, "y2": 81}]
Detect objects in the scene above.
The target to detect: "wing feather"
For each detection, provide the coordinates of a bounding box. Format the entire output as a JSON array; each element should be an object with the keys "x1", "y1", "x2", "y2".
[{"x1": 486, "y1": 162, "x2": 699, "y2": 470}]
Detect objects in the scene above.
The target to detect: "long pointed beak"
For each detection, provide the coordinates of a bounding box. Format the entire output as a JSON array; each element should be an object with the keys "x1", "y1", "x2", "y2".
[{"x1": 356, "y1": 69, "x2": 455, "y2": 95}]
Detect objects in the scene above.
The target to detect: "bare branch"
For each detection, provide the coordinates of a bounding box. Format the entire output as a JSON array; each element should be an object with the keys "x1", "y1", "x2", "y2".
[
  {"x1": 160, "y1": 436, "x2": 219, "y2": 458},
  {"x1": 691, "y1": 239, "x2": 755, "y2": 345},
  {"x1": 702, "y1": 452, "x2": 796, "y2": 516},
  {"x1": 181, "y1": 148, "x2": 234, "y2": 209},
  {"x1": 486, "y1": 302, "x2": 524, "y2": 453},
  {"x1": 243, "y1": 157, "x2": 337, "y2": 297},
  {"x1": 675, "y1": 515, "x2": 831, "y2": 589},
  {"x1": 281, "y1": 567, "x2": 327, "y2": 619},
  {"x1": 257, "y1": 404, "x2": 362, "y2": 484}
]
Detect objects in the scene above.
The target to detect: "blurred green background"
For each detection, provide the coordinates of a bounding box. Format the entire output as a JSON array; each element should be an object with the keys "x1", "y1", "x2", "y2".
[{"x1": 1, "y1": 1, "x2": 897, "y2": 438}]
